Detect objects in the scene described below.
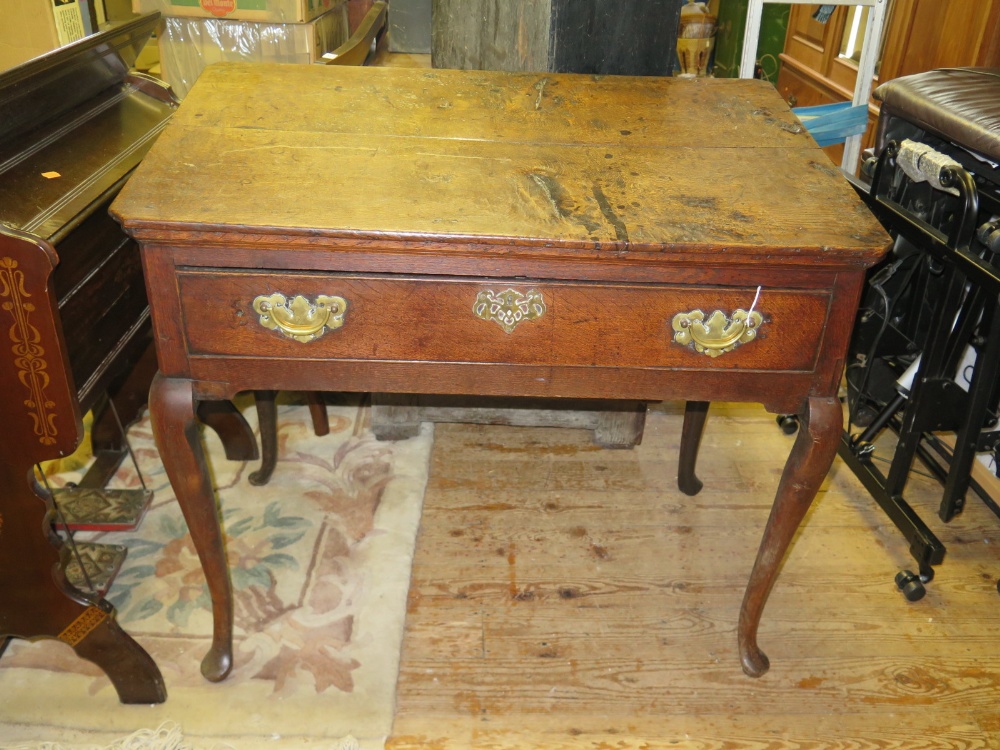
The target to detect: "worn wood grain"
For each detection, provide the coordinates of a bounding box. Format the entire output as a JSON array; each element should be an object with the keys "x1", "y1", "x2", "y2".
[
  {"x1": 389, "y1": 713, "x2": 990, "y2": 750},
  {"x1": 392, "y1": 403, "x2": 1000, "y2": 747},
  {"x1": 369, "y1": 394, "x2": 646, "y2": 448},
  {"x1": 112, "y1": 65, "x2": 885, "y2": 262},
  {"x1": 431, "y1": 0, "x2": 551, "y2": 73},
  {"x1": 117, "y1": 131, "x2": 882, "y2": 255},
  {"x1": 152, "y1": 66, "x2": 815, "y2": 148}
]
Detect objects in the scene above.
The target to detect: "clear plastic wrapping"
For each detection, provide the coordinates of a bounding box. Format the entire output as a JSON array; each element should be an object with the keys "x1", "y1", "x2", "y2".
[{"x1": 158, "y1": 2, "x2": 348, "y2": 98}]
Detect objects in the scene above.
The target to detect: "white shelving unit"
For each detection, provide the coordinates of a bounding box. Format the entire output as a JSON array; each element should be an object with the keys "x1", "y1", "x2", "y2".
[{"x1": 739, "y1": 0, "x2": 888, "y2": 173}]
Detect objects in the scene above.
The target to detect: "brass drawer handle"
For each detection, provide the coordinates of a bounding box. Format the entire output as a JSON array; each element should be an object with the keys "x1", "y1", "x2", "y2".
[
  {"x1": 671, "y1": 308, "x2": 763, "y2": 357},
  {"x1": 252, "y1": 293, "x2": 347, "y2": 343},
  {"x1": 473, "y1": 288, "x2": 546, "y2": 334}
]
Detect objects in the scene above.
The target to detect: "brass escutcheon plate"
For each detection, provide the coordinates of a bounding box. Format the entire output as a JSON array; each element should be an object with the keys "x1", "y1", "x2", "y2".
[{"x1": 473, "y1": 288, "x2": 546, "y2": 334}]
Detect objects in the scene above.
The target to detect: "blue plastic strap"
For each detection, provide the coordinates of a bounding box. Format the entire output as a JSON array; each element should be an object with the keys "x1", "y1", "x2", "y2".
[{"x1": 792, "y1": 102, "x2": 868, "y2": 146}]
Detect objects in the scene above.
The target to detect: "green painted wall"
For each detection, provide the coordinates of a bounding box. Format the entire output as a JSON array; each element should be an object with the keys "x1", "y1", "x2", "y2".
[{"x1": 712, "y1": 0, "x2": 789, "y2": 80}]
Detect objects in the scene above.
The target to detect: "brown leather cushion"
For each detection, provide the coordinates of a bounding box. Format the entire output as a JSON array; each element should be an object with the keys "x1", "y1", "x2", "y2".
[{"x1": 874, "y1": 68, "x2": 1000, "y2": 164}]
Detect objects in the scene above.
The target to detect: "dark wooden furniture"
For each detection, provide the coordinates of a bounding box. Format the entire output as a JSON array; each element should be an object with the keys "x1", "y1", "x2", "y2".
[
  {"x1": 432, "y1": 0, "x2": 683, "y2": 75},
  {"x1": 111, "y1": 63, "x2": 889, "y2": 682},
  {"x1": 0, "y1": 16, "x2": 172, "y2": 703},
  {"x1": 0, "y1": 17, "x2": 258, "y2": 703}
]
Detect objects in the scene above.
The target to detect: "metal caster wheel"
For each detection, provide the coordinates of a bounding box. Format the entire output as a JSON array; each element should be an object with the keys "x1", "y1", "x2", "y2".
[
  {"x1": 776, "y1": 414, "x2": 799, "y2": 435},
  {"x1": 895, "y1": 570, "x2": 926, "y2": 601}
]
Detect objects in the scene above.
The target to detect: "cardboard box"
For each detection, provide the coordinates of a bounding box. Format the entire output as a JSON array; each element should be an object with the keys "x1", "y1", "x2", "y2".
[
  {"x1": 158, "y1": 2, "x2": 348, "y2": 97},
  {"x1": 0, "y1": 0, "x2": 94, "y2": 71},
  {"x1": 132, "y1": 0, "x2": 341, "y2": 23}
]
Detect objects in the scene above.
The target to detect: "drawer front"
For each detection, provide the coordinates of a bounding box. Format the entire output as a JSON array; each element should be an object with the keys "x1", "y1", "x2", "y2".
[{"x1": 177, "y1": 271, "x2": 831, "y2": 372}]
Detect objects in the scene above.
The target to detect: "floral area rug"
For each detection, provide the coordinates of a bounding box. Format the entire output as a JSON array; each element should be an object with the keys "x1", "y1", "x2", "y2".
[{"x1": 0, "y1": 396, "x2": 433, "y2": 750}]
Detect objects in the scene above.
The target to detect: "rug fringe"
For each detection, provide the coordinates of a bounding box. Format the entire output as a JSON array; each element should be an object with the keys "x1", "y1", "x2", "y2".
[
  {"x1": 9, "y1": 721, "x2": 188, "y2": 750},
  {"x1": 8, "y1": 722, "x2": 365, "y2": 750}
]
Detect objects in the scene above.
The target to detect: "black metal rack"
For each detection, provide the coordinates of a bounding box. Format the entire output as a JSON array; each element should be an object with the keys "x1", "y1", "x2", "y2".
[{"x1": 839, "y1": 129, "x2": 1000, "y2": 599}]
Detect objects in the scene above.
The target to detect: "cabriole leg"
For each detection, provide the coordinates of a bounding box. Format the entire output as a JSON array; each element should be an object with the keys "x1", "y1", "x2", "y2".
[
  {"x1": 149, "y1": 373, "x2": 233, "y2": 681},
  {"x1": 738, "y1": 395, "x2": 841, "y2": 676}
]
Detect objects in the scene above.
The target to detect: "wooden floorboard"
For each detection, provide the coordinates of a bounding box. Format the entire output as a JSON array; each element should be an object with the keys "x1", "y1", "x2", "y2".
[
  {"x1": 390, "y1": 401, "x2": 1000, "y2": 748},
  {"x1": 389, "y1": 713, "x2": 990, "y2": 750}
]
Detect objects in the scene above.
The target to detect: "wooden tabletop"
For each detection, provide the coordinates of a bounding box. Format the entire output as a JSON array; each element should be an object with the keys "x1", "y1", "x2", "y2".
[{"x1": 112, "y1": 63, "x2": 888, "y2": 263}]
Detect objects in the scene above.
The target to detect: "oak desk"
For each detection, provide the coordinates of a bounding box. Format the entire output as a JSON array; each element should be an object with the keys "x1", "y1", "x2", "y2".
[{"x1": 111, "y1": 63, "x2": 889, "y2": 682}]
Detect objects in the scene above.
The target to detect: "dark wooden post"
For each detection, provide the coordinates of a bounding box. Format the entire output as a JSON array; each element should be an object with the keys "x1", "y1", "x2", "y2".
[{"x1": 432, "y1": 0, "x2": 683, "y2": 75}]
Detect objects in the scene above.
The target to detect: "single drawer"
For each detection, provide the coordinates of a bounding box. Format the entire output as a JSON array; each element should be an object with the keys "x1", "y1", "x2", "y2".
[{"x1": 177, "y1": 271, "x2": 832, "y2": 372}]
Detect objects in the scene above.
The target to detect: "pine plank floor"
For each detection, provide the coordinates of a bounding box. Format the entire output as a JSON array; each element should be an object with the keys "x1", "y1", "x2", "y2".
[{"x1": 389, "y1": 401, "x2": 1000, "y2": 749}]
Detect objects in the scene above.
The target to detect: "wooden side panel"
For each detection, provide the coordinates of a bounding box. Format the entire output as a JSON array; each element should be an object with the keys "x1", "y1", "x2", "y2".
[
  {"x1": 431, "y1": 0, "x2": 552, "y2": 72},
  {"x1": 55, "y1": 203, "x2": 149, "y2": 403},
  {"x1": 140, "y1": 247, "x2": 190, "y2": 379},
  {"x1": 878, "y1": 0, "x2": 1000, "y2": 79},
  {"x1": 776, "y1": 58, "x2": 837, "y2": 109},
  {"x1": 0, "y1": 229, "x2": 82, "y2": 464},
  {"x1": 978, "y1": 1, "x2": 1000, "y2": 66},
  {"x1": 781, "y1": 4, "x2": 840, "y2": 76}
]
